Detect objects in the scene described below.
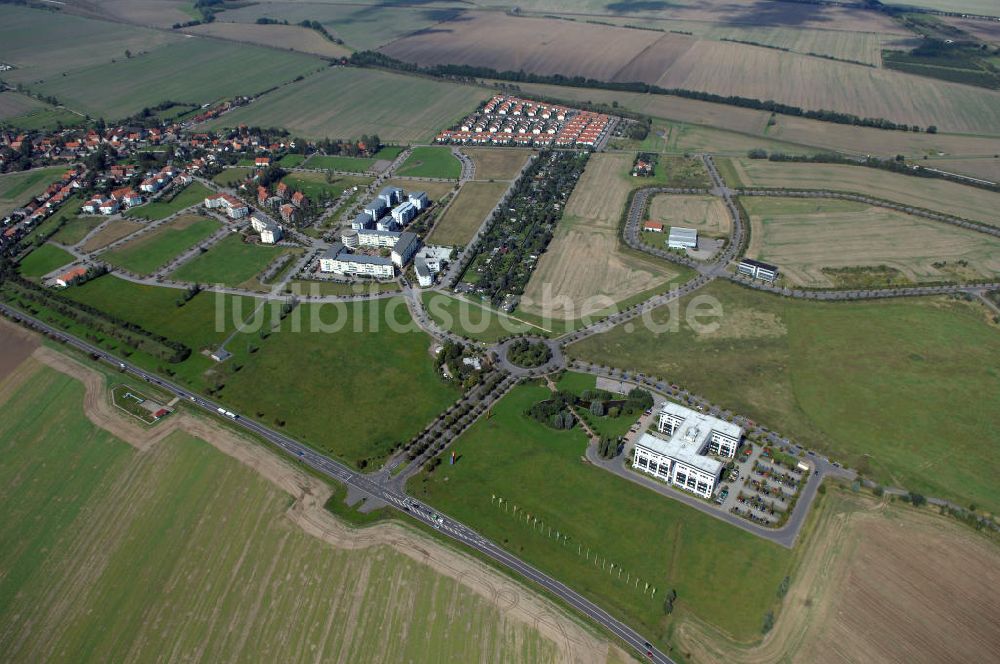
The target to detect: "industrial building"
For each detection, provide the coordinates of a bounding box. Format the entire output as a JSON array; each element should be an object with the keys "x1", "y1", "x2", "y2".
[
  {"x1": 737, "y1": 258, "x2": 779, "y2": 282},
  {"x1": 632, "y1": 402, "x2": 743, "y2": 499},
  {"x1": 668, "y1": 227, "x2": 698, "y2": 249}
]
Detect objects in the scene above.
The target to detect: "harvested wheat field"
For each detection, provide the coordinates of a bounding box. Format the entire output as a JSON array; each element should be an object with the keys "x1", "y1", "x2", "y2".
[
  {"x1": 183, "y1": 22, "x2": 352, "y2": 59},
  {"x1": 0, "y1": 344, "x2": 627, "y2": 664},
  {"x1": 648, "y1": 194, "x2": 731, "y2": 237},
  {"x1": 382, "y1": 14, "x2": 1000, "y2": 134},
  {"x1": 462, "y1": 147, "x2": 533, "y2": 181},
  {"x1": 675, "y1": 489, "x2": 1000, "y2": 664},
  {"x1": 728, "y1": 159, "x2": 1000, "y2": 227},
  {"x1": 428, "y1": 181, "x2": 509, "y2": 246},
  {"x1": 743, "y1": 197, "x2": 1000, "y2": 287},
  {"x1": 521, "y1": 153, "x2": 679, "y2": 321}
]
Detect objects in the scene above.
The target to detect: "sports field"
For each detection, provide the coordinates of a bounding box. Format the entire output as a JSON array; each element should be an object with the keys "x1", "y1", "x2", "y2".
[
  {"x1": 462, "y1": 148, "x2": 532, "y2": 180},
  {"x1": 18, "y1": 244, "x2": 75, "y2": 278},
  {"x1": 182, "y1": 22, "x2": 352, "y2": 59},
  {"x1": 204, "y1": 67, "x2": 490, "y2": 143},
  {"x1": 214, "y1": 299, "x2": 457, "y2": 468},
  {"x1": 124, "y1": 182, "x2": 213, "y2": 221},
  {"x1": 100, "y1": 214, "x2": 220, "y2": 275},
  {"x1": 410, "y1": 382, "x2": 792, "y2": 648},
  {"x1": 170, "y1": 235, "x2": 287, "y2": 288},
  {"x1": 396, "y1": 146, "x2": 462, "y2": 179},
  {"x1": 0, "y1": 359, "x2": 607, "y2": 664},
  {"x1": 27, "y1": 36, "x2": 323, "y2": 120},
  {"x1": 743, "y1": 197, "x2": 1000, "y2": 287},
  {"x1": 427, "y1": 181, "x2": 508, "y2": 246},
  {"x1": 677, "y1": 489, "x2": 1000, "y2": 664},
  {"x1": 0, "y1": 167, "x2": 65, "y2": 217},
  {"x1": 647, "y1": 194, "x2": 731, "y2": 238},
  {"x1": 726, "y1": 159, "x2": 1000, "y2": 227},
  {"x1": 568, "y1": 280, "x2": 1000, "y2": 512},
  {"x1": 521, "y1": 153, "x2": 682, "y2": 321}
]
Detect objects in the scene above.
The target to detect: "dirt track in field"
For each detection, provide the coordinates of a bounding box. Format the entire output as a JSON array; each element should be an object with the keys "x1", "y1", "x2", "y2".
[
  {"x1": 16, "y1": 342, "x2": 624, "y2": 664},
  {"x1": 673, "y1": 492, "x2": 1000, "y2": 664}
]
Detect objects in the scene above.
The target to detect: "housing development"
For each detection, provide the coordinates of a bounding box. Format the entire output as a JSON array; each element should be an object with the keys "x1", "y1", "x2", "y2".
[{"x1": 1, "y1": 2, "x2": 999, "y2": 664}]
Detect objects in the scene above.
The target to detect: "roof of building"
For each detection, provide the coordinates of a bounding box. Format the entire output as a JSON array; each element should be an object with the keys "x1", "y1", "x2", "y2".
[
  {"x1": 739, "y1": 257, "x2": 778, "y2": 271},
  {"x1": 380, "y1": 186, "x2": 402, "y2": 196},
  {"x1": 660, "y1": 401, "x2": 742, "y2": 439},
  {"x1": 408, "y1": 191, "x2": 427, "y2": 199},
  {"x1": 322, "y1": 243, "x2": 345, "y2": 260},
  {"x1": 358, "y1": 229, "x2": 400, "y2": 240},
  {"x1": 643, "y1": 221, "x2": 663, "y2": 230},
  {"x1": 635, "y1": 432, "x2": 722, "y2": 476},
  {"x1": 668, "y1": 227, "x2": 697, "y2": 241},
  {"x1": 393, "y1": 231, "x2": 419, "y2": 255},
  {"x1": 337, "y1": 252, "x2": 393, "y2": 266},
  {"x1": 414, "y1": 257, "x2": 430, "y2": 278},
  {"x1": 364, "y1": 198, "x2": 387, "y2": 210}
]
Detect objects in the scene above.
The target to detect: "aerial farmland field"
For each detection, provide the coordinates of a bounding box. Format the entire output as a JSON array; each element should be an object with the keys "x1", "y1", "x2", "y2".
[
  {"x1": 0, "y1": 361, "x2": 610, "y2": 664},
  {"x1": 520, "y1": 153, "x2": 683, "y2": 322},
  {"x1": 203, "y1": 67, "x2": 490, "y2": 143},
  {"x1": 396, "y1": 146, "x2": 462, "y2": 179},
  {"x1": 182, "y1": 22, "x2": 352, "y2": 59},
  {"x1": 381, "y1": 13, "x2": 1000, "y2": 134},
  {"x1": 28, "y1": 37, "x2": 324, "y2": 120},
  {"x1": 427, "y1": 181, "x2": 509, "y2": 246},
  {"x1": 724, "y1": 159, "x2": 1000, "y2": 227},
  {"x1": 647, "y1": 194, "x2": 731, "y2": 238},
  {"x1": 461, "y1": 148, "x2": 532, "y2": 180},
  {"x1": 567, "y1": 280, "x2": 1000, "y2": 512},
  {"x1": 742, "y1": 197, "x2": 1000, "y2": 287},
  {"x1": 0, "y1": 167, "x2": 65, "y2": 217}
]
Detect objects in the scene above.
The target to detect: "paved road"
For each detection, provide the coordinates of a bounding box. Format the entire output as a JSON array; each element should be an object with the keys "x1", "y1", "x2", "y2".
[{"x1": 0, "y1": 303, "x2": 676, "y2": 664}]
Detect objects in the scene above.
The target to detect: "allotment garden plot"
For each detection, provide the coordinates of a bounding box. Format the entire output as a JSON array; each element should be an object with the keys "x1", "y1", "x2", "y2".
[{"x1": 742, "y1": 197, "x2": 1000, "y2": 287}]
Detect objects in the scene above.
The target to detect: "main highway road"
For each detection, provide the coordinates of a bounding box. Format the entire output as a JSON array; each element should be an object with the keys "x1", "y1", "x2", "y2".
[{"x1": 0, "y1": 302, "x2": 674, "y2": 664}]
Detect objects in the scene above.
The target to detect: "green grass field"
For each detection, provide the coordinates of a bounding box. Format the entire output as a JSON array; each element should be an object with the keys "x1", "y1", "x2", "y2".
[
  {"x1": 204, "y1": 67, "x2": 489, "y2": 143},
  {"x1": 0, "y1": 92, "x2": 84, "y2": 131},
  {"x1": 213, "y1": 299, "x2": 458, "y2": 469},
  {"x1": 211, "y1": 168, "x2": 253, "y2": 188},
  {"x1": 427, "y1": 181, "x2": 508, "y2": 245},
  {"x1": 124, "y1": 182, "x2": 212, "y2": 221},
  {"x1": 568, "y1": 280, "x2": 1000, "y2": 512},
  {"x1": 422, "y1": 291, "x2": 543, "y2": 341},
  {"x1": 48, "y1": 215, "x2": 104, "y2": 246},
  {"x1": 0, "y1": 364, "x2": 562, "y2": 663},
  {"x1": 101, "y1": 215, "x2": 219, "y2": 275},
  {"x1": 409, "y1": 382, "x2": 791, "y2": 647},
  {"x1": 18, "y1": 244, "x2": 75, "y2": 278},
  {"x1": 277, "y1": 153, "x2": 306, "y2": 168},
  {"x1": 280, "y1": 172, "x2": 372, "y2": 202},
  {"x1": 0, "y1": 167, "x2": 65, "y2": 217},
  {"x1": 555, "y1": 372, "x2": 642, "y2": 440},
  {"x1": 397, "y1": 146, "x2": 462, "y2": 179},
  {"x1": 26, "y1": 36, "x2": 324, "y2": 120},
  {"x1": 303, "y1": 154, "x2": 376, "y2": 173},
  {"x1": 171, "y1": 235, "x2": 286, "y2": 287}
]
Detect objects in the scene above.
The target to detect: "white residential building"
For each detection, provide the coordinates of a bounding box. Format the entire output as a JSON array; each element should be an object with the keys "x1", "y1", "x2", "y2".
[
  {"x1": 260, "y1": 222, "x2": 283, "y2": 244},
  {"x1": 737, "y1": 258, "x2": 779, "y2": 282},
  {"x1": 632, "y1": 402, "x2": 743, "y2": 499},
  {"x1": 357, "y1": 229, "x2": 400, "y2": 248},
  {"x1": 391, "y1": 201, "x2": 416, "y2": 226},
  {"x1": 319, "y1": 243, "x2": 394, "y2": 279},
  {"x1": 414, "y1": 257, "x2": 433, "y2": 287},
  {"x1": 391, "y1": 231, "x2": 419, "y2": 268},
  {"x1": 415, "y1": 245, "x2": 453, "y2": 273},
  {"x1": 408, "y1": 191, "x2": 429, "y2": 210}
]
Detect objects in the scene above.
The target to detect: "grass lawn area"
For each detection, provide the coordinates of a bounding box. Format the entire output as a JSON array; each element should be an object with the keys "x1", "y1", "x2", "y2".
[
  {"x1": 568, "y1": 280, "x2": 1000, "y2": 512},
  {"x1": 374, "y1": 146, "x2": 405, "y2": 161},
  {"x1": 211, "y1": 168, "x2": 253, "y2": 188},
  {"x1": 422, "y1": 291, "x2": 543, "y2": 342},
  {"x1": 101, "y1": 214, "x2": 219, "y2": 275},
  {"x1": 277, "y1": 153, "x2": 307, "y2": 168},
  {"x1": 18, "y1": 244, "x2": 75, "y2": 278},
  {"x1": 0, "y1": 364, "x2": 559, "y2": 663},
  {"x1": 281, "y1": 172, "x2": 372, "y2": 202},
  {"x1": 288, "y1": 280, "x2": 401, "y2": 297},
  {"x1": 396, "y1": 147, "x2": 461, "y2": 180},
  {"x1": 48, "y1": 215, "x2": 104, "y2": 246},
  {"x1": 303, "y1": 154, "x2": 376, "y2": 173},
  {"x1": 409, "y1": 383, "x2": 791, "y2": 648},
  {"x1": 171, "y1": 235, "x2": 285, "y2": 287},
  {"x1": 0, "y1": 167, "x2": 65, "y2": 217},
  {"x1": 555, "y1": 372, "x2": 643, "y2": 439},
  {"x1": 124, "y1": 182, "x2": 212, "y2": 221},
  {"x1": 62, "y1": 275, "x2": 256, "y2": 388},
  {"x1": 214, "y1": 299, "x2": 457, "y2": 469}
]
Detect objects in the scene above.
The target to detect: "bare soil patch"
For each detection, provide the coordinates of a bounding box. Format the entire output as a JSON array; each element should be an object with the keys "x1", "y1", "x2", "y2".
[
  {"x1": 462, "y1": 148, "x2": 532, "y2": 181},
  {"x1": 428, "y1": 181, "x2": 509, "y2": 246},
  {"x1": 648, "y1": 194, "x2": 730, "y2": 237},
  {"x1": 0, "y1": 317, "x2": 39, "y2": 383}
]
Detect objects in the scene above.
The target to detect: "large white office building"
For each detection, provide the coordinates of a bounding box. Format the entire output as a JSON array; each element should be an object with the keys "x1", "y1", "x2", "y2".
[{"x1": 633, "y1": 402, "x2": 743, "y2": 499}]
